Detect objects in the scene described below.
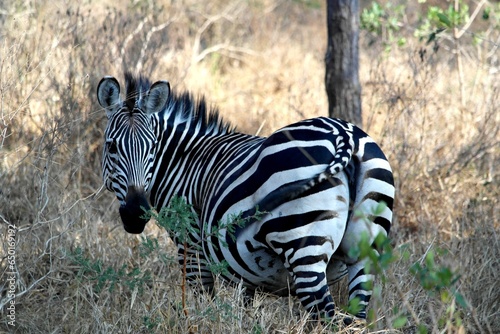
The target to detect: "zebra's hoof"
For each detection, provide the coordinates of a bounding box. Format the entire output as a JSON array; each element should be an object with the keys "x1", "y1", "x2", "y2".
[{"x1": 342, "y1": 315, "x2": 367, "y2": 329}]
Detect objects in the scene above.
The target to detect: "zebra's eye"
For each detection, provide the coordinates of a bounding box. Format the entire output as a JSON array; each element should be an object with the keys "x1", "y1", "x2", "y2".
[{"x1": 107, "y1": 140, "x2": 118, "y2": 154}]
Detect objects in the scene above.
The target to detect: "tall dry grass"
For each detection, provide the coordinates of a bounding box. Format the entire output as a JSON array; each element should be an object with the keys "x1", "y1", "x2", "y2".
[{"x1": 0, "y1": 0, "x2": 498, "y2": 333}]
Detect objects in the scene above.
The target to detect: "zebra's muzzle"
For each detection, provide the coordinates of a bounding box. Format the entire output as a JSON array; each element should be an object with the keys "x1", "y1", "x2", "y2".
[{"x1": 119, "y1": 186, "x2": 151, "y2": 234}]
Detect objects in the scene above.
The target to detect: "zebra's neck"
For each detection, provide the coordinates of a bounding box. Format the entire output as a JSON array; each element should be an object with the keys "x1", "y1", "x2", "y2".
[{"x1": 148, "y1": 112, "x2": 264, "y2": 214}]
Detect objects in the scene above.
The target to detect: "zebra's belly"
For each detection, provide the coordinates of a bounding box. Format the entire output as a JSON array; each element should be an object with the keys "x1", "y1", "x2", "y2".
[
  {"x1": 237, "y1": 244, "x2": 292, "y2": 296},
  {"x1": 231, "y1": 243, "x2": 348, "y2": 296}
]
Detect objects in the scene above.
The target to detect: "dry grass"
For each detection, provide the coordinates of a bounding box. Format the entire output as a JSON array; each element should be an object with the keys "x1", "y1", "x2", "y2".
[{"x1": 0, "y1": 0, "x2": 499, "y2": 333}]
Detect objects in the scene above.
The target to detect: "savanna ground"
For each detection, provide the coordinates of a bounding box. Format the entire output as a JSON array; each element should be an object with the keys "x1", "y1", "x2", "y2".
[{"x1": 0, "y1": 0, "x2": 498, "y2": 333}]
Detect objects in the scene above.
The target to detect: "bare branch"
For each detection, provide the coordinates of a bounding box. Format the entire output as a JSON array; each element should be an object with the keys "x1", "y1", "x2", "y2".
[
  {"x1": 136, "y1": 19, "x2": 175, "y2": 73},
  {"x1": 117, "y1": 17, "x2": 149, "y2": 68}
]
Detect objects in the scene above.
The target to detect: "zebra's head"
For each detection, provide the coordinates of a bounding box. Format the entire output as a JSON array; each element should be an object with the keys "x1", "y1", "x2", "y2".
[{"x1": 97, "y1": 73, "x2": 170, "y2": 234}]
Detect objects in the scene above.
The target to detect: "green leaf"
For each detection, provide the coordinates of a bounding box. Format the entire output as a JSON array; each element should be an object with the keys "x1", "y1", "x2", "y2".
[
  {"x1": 401, "y1": 246, "x2": 411, "y2": 262},
  {"x1": 348, "y1": 245, "x2": 360, "y2": 259},
  {"x1": 374, "y1": 201, "x2": 387, "y2": 215},
  {"x1": 440, "y1": 289, "x2": 451, "y2": 303},
  {"x1": 417, "y1": 324, "x2": 429, "y2": 334},
  {"x1": 482, "y1": 8, "x2": 490, "y2": 20},
  {"x1": 426, "y1": 32, "x2": 437, "y2": 44},
  {"x1": 425, "y1": 250, "x2": 435, "y2": 268},
  {"x1": 426, "y1": 28, "x2": 446, "y2": 44},
  {"x1": 345, "y1": 297, "x2": 362, "y2": 316},
  {"x1": 393, "y1": 315, "x2": 408, "y2": 328},
  {"x1": 455, "y1": 292, "x2": 468, "y2": 308},
  {"x1": 437, "y1": 13, "x2": 451, "y2": 27}
]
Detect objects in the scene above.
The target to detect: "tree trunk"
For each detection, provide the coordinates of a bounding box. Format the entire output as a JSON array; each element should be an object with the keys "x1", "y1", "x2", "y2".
[{"x1": 325, "y1": 0, "x2": 362, "y2": 126}]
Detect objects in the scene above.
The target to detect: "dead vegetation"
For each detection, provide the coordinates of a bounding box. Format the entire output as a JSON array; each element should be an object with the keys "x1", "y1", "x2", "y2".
[{"x1": 0, "y1": 0, "x2": 498, "y2": 333}]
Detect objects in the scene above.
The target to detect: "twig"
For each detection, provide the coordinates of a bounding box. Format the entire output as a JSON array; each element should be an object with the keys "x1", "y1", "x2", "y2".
[
  {"x1": 453, "y1": 0, "x2": 466, "y2": 107},
  {"x1": 190, "y1": 1, "x2": 254, "y2": 65},
  {"x1": 454, "y1": 0, "x2": 487, "y2": 40},
  {"x1": 135, "y1": 19, "x2": 175, "y2": 73},
  {"x1": 182, "y1": 240, "x2": 188, "y2": 317},
  {"x1": 192, "y1": 43, "x2": 258, "y2": 64},
  {"x1": 117, "y1": 16, "x2": 149, "y2": 68},
  {"x1": 191, "y1": 6, "x2": 235, "y2": 64},
  {"x1": 387, "y1": 269, "x2": 422, "y2": 328},
  {"x1": 452, "y1": 0, "x2": 487, "y2": 107},
  {"x1": 0, "y1": 270, "x2": 52, "y2": 309}
]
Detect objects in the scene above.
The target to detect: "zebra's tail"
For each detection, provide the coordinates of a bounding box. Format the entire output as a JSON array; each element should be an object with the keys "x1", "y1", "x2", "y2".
[{"x1": 254, "y1": 132, "x2": 355, "y2": 215}]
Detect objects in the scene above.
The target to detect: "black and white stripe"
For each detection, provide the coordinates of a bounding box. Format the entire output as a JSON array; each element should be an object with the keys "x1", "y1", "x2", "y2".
[{"x1": 97, "y1": 73, "x2": 395, "y2": 320}]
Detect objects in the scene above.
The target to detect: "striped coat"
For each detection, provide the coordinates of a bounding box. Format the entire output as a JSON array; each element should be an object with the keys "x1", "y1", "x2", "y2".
[{"x1": 97, "y1": 73, "x2": 395, "y2": 320}]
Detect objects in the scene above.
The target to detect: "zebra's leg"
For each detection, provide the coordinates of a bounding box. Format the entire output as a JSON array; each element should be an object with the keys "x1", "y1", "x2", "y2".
[
  {"x1": 340, "y1": 217, "x2": 388, "y2": 320},
  {"x1": 340, "y1": 205, "x2": 390, "y2": 320},
  {"x1": 277, "y1": 239, "x2": 337, "y2": 320},
  {"x1": 290, "y1": 260, "x2": 335, "y2": 320},
  {"x1": 243, "y1": 287, "x2": 256, "y2": 307},
  {"x1": 176, "y1": 243, "x2": 215, "y2": 296},
  {"x1": 326, "y1": 258, "x2": 348, "y2": 285},
  {"x1": 346, "y1": 258, "x2": 374, "y2": 320}
]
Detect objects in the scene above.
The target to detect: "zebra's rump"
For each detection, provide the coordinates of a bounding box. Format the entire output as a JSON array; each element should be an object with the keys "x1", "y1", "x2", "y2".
[{"x1": 214, "y1": 172, "x2": 351, "y2": 295}]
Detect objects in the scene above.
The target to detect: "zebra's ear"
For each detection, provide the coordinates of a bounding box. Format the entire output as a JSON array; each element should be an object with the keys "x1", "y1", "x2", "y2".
[
  {"x1": 141, "y1": 81, "x2": 170, "y2": 115},
  {"x1": 97, "y1": 76, "x2": 121, "y2": 113}
]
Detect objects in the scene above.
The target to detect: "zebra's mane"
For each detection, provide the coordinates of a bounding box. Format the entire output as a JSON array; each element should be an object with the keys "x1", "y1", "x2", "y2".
[
  {"x1": 124, "y1": 72, "x2": 234, "y2": 135},
  {"x1": 124, "y1": 72, "x2": 151, "y2": 111}
]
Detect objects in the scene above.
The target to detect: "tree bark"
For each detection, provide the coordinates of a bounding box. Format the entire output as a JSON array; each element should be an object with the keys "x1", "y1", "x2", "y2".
[{"x1": 325, "y1": 0, "x2": 362, "y2": 125}]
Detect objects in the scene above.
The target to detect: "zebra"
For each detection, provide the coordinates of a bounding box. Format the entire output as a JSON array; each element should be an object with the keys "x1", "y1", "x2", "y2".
[{"x1": 97, "y1": 72, "x2": 395, "y2": 321}]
